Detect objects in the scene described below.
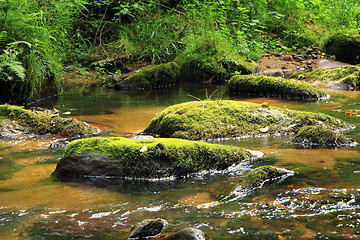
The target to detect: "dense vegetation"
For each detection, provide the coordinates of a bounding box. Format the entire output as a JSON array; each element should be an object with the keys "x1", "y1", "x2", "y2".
[{"x1": 1, "y1": 0, "x2": 360, "y2": 103}]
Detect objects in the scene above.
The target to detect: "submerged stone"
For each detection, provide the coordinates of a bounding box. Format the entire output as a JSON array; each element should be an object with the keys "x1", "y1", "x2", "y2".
[
  {"x1": 228, "y1": 75, "x2": 328, "y2": 101},
  {"x1": 144, "y1": 100, "x2": 353, "y2": 141},
  {"x1": 0, "y1": 104, "x2": 99, "y2": 138},
  {"x1": 291, "y1": 65, "x2": 360, "y2": 89},
  {"x1": 242, "y1": 166, "x2": 293, "y2": 189},
  {"x1": 55, "y1": 137, "x2": 255, "y2": 179},
  {"x1": 163, "y1": 227, "x2": 206, "y2": 240},
  {"x1": 115, "y1": 62, "x2": 180, "y2": 90},
  {"x1": 290, "y1": 125, "x2": 357, "y2": 148},
  {"x1": 323, "y1": 29, "x2": 360, "y2": 64},
  {"x1": 129, "y1": 218, "x2": 168, "y2": 239}
]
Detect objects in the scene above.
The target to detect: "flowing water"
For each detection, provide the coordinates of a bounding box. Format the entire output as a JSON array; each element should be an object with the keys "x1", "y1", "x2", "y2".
[{"x1": 0, "y1": 82, "x2": 359, "y2": 239}]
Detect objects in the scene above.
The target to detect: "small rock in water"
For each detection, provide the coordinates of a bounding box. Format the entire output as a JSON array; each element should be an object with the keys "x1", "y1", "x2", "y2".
[
  {"x1": 129, "y1": 218, "x2": 168, "y2": 239},
  {"x1": 132, "y1": 135, "x2": 154, "y2": 140},
  {"x1": 163, "y1": 228, "x2": 206, "y2": 240},
  {"x1": 269, "y1": 71, "x2": 284, "y2": 78},
  {"x1": 259, "y1": 126, "x2": 269, "y2": 133},
  {"x1": 49, "y1": 139, "x2": 70, "y2": 150}
]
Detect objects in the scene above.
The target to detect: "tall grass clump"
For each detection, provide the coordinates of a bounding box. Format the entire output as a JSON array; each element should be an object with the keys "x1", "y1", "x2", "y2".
[{"x1": 0, "y1": 0, "x2": 86, "y2": 104}]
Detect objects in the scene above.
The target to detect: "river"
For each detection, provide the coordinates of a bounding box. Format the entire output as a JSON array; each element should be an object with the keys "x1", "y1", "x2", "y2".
[{"x1": 0, "y1": 82, "x2": 359, "y2": 239}]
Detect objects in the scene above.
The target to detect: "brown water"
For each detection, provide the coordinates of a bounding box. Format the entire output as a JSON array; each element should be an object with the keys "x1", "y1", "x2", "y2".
[{"x1": 0, "y1": 82, "x2": 359, "y2": 239}]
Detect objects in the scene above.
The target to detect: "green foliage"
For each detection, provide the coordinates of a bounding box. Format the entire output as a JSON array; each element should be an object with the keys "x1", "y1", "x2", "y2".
[
  {"x1": 0, "y1": 0, "x2": 86, "y2": 103},
  {"x1": 228, "y1": 74, "x2": 328, "y2": 101},
  {"x1": 144, "y1": 100, "x2": 352, "y2": 141},
  {"x1": 61, "y1": 136, "x2": 253, "y2": 178}
]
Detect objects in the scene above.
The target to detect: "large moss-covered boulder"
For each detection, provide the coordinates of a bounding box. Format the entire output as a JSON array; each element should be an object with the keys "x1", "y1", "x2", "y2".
[
  {"x1": 178, "y1": 41, "x2": 257, "y2": 83},
  {"x1": 228, "y1": 75, "x2": 328, "y2": 101},
  {"x1": 291, "y1": 65, "x2": 360, "y2": 89},
  {"x1": 55, "y1": 137, "x2": 255, "y2": 179},
  {"x1": 144, "y1": 100, "x2": 353, "y2": 141},
  {"x1": 323, "y1": 29, "x2": 360, "y2": 64},
  {"x1": 0, "y1": 104, "x2": 99, "y2": 138},
  {"x1": 115, "y1": 62, "x2": 180, "y2": 90},
  {"x1": 290, "y1": 125, "x2": 357, "y2": 148}
]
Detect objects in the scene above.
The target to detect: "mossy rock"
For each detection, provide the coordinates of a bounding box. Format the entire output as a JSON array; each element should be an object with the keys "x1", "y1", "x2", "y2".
[
  {"x1": 143, "y1": 100, "x2": 352, "y2": 141},
  {"x1": 228, "y1": 75, "x2": 328, "y2": 101},
  {"x1": 242, "y1": 165, "x2": 290, "y2": 188},
  {"x1": 291, "y1": 65, "x2": 360, "y2": 88},
  {"x1": 0, "y1": 104, "x2": 99, "y2": 138},
  {"x1": 115, "y1": 62, "x2": 180, "y2": 90},
  {"x1": 290, "y1": 125, "x2": 357, "y2": 148},
  {"x1": 178, "y1": 41, "x2": 257, "y2": 83},
  {"x1": 55, "y1": 137, "x2": 255, "y2": 179},
  {"x1": 323, "y1": 29, "x2": 360, "y2": 64}
]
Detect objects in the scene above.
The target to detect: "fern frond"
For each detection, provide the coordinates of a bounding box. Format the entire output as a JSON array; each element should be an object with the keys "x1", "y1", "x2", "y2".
[
  {"x1": 0, "y1": 31, "x2": 7, "y2": 44},
  {"x1": 6, "y1": 61, "x2": 26, "y2": 81}
]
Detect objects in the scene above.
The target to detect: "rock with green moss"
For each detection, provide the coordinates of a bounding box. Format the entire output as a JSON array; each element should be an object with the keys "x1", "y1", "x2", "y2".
[
  {"x1": 228, "y1": 75, "x2": 329, "y2": 101},
  {"x1": 178, "y1": 41, "x2": 258, "y2": 83},
  {"x1": 291, "y1": 65, "x2": 360, "y2": 89},
  {"x1": 144, "y1": 100, "x2": 353, "y2": 141},
  {"x1": 323, "y1": 29, "x2": 360, "y2": 64},
  {"x1": 290, "y1": 125, "x2": 357, "y2": 148},
  {"x1": 115, "y1": 62, "x2": 180, "y2": 90},
  {"x1": 242, "y1": 166, "x2": 292, "y2": 189},
  {"x1": 0, "y1": 104, "x2": 99, "y2": 138},
  {"x1": 55, "y1": 137, "x2": 256, "y2": 179}
]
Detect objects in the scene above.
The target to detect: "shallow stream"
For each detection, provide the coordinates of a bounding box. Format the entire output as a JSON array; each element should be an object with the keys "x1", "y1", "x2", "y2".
[{"x1": 0, "y1": 82, "x2": 359, "y2": 239}]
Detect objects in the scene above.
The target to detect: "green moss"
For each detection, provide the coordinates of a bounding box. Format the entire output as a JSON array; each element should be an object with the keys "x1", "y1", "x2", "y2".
[
  {"x1": 61, "y1": 136, "x2": 253, "y2": 178},
  {"x1": 144, "y1": 100, "x2": 352, "y2": 141},
  {"x1": 242, "y1": 166, "x2": 285, "y2": 188},
  {"x1": 0, "y1": 104, "x2": 99, "y2": 138},
  {"x1": 291, "y1": 125, "x2": 355, "y2": 147},
  {"x1": 323, "y1": 29, "x2": 360, "y2": 64},
  {"x1": 117, "y1": 62, "x2": 180, "y2": 89},
  {"x1": 228, "y1": 75, "x2": 328, "y2": 101},
  {"x1": 178, "y1": 41, "x2": 257, "y2": 83},
  {"x1": 292, "y1": 65, "x2": 360, "y2": 88}
]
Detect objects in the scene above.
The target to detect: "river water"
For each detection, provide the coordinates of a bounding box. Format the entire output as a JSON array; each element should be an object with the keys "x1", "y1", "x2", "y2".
[{"x1": 0, "y1": 82, "x2": 359, "y2": 239}]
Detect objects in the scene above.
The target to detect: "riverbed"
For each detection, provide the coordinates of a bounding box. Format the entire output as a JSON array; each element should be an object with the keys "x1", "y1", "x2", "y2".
[{"x1": 0, "y1": 82, "x2": 359, "y2": 239}]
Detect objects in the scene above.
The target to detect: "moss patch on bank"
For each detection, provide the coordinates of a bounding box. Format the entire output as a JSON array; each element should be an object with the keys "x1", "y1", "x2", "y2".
[
  {"x1": 323, "y1": 29, "x2": 360, "y2": 64},
  {"x1": 290, "y1": 125, "x2": 356, "y2": 147},
  {"x1": 178, "y1": 41, "x2": 257, "y2": 83},
  {"x1": 292, "y1": 65, "x2": 360, "y2": 88},
  {"x1": 228, "y1": 75, "x2": 328, "y2": 101},
  {"x1": 143, "y1": 100, "x2": 352, "y2": 141},
  {"x1": 115, "y1": 62, "x2": 180, "y2": 90},
  {"x1": 55, "y1": 137, "x2": 254, "y2": 179},
  {"x1": 0, "y1": 104, "x2": 99, "y2": 138}
]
